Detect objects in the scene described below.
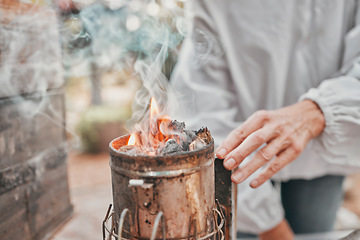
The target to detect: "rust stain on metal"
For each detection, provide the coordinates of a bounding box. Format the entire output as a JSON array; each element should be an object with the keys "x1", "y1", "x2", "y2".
[{"x1": 109, "y1": 134, "x2": 216, "y2": 239}]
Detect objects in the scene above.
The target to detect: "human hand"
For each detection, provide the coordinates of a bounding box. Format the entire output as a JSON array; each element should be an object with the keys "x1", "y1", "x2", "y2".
[
  {"x1": 259, "y1": 219, "x2": 294, "y2": 240},
  {"x1": 216, "y1": 100, "x2": 325, "y2": 188}
]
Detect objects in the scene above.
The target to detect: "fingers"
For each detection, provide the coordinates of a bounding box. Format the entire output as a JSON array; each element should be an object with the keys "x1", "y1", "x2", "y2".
[
  {"x1": 223, "y1": 126, "x2": 278, "y2": 170},
  {"x1": 249, "y1": 145, "x2": 302, "y2": 188},
  {"x1": 217, "y1": 103, "x2": 317, "y2": 187},
  {"x1": 231, "y1": 152, "x2": 267, "y2": 183},
  {"x1": 230, "y1": 137, "x2": 290, "y2": 183},
  {"x1": 216, "y1": 110, "x2": 270, "y2": 159}
]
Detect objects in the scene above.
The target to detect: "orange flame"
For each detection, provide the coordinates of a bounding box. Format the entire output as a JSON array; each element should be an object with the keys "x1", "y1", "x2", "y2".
[
  {"x1": 125, "y1": 97, "x2": 182, "y2": 154},
  {"x1": 150, "y1": 97, "x2": 159, "y2": 118},
  {"x1": 127, "y1": 133, "x2": 137, "y2": 145},
  {"x1": 149, "y1": 97, "x2": 164, "y2": 143}
]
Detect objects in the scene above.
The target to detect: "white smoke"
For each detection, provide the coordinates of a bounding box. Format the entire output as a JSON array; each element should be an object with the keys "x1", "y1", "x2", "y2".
[
  {"x1": 0, "y1": 1, "x2": 79, "y2": 159},
  {"x1": 0, "y1": 0, "x2": 206, "y2": 156},
  {"x1": 67, "y1": 1, "x2": 190, "y2": 131}
]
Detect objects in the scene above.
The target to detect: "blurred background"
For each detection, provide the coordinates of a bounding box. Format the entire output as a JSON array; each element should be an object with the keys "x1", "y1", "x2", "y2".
[
  {"x1": 1, "y1": 0, "x2": 186, "y2": 239},
  {"x1": 54, "y1": 1, "x2": 185, "y2": 239},
  {"x1": 0, "y1": 0, "x2": 359, "y2": 240}
]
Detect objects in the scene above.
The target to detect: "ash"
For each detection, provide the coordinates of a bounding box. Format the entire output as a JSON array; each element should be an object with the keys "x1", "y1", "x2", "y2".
[{"x1": 118, "y1": 121, "x2": 212, "y2": 156}]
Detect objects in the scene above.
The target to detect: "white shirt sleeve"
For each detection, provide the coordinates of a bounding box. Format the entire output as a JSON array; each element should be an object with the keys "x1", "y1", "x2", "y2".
[
  {"x1": 299, "y1": 2, "x2": 360, "y2": 167},
  {"x1": 236, "y1": 165, "x2": 284, "y2": 234},
  {"x1": 170, "y1": 0, "x2": 284, "y2": 234}
]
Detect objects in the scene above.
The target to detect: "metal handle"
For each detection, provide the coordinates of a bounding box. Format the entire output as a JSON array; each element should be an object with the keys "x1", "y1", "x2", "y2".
[{"x1": 129, "y1": 179, "x2": 153, "y2": 188}]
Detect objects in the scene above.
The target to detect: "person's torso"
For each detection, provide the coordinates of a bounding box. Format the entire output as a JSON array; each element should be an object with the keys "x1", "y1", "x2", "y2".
[
  {"x1": 205, "y1": 0, "x2": 358, "y2": 180},
  {"x1": 209, "y1": 0, "x2": 357, "y2": 117}
]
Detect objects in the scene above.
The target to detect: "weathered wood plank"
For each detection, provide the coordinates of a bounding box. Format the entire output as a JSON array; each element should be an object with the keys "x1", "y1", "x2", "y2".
[
  {"x1": 0, "y1": 91, "x2": 66, "y2": 170},
  {"x1": 27, "y1": 164, "x2": 72, "y2": 239},
  {"x1": 0, "y1": 162, "x2": 73, "y2": 240},
  {"x1": 0, "y1": 185, "x2": 31, "y2": 240},
  {"x1": 0, "y1": 0, "x2": 64, "y2": 98},
  {"x1": 0, "y1": 145, "x2": 67, "y2": 194}
]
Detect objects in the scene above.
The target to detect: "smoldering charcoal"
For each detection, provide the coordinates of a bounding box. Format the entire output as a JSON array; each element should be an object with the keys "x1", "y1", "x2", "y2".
[
  {"x1": 118, "y1": 120, "x2": 212, "y2": 156},
  {"x1": 160, "y1": 139, "x2": 182, "y2": 155}
]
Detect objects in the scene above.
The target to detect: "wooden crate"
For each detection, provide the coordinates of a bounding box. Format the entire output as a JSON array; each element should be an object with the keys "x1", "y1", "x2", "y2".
[
  {"x1": 0, "y1": 92, "x2": 73, "y2": 240},
  {"x1": 0, "y1": 92, "x2": 66, "y2": 170},
  {"x1": 0, "y1": 1, "x2": 73, "y2": 239}
]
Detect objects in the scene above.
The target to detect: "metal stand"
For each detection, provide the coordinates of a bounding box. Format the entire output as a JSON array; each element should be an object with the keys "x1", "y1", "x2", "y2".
[{"x1": 103, "y1": 200, "x2": 225, "y2": 240}]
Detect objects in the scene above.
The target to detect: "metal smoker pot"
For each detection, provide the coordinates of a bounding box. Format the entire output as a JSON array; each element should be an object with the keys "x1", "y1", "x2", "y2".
[{"x1": 106, "y1": 135, "x2": 224, "y2": 240}]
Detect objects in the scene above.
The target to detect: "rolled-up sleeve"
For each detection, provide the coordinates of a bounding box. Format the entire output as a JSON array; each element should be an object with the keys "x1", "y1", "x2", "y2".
[
  {"x1": 171, "y1": 0, "x2": 284, "y2": 234},
  {"x1": 300, "y1": 3, "x2": 360, "y2": 167}
]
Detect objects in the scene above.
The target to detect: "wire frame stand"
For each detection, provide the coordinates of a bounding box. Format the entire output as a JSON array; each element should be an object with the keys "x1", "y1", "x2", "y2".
[{"x1": 103, "y1": 200, "x2": 225, "y2": 240}]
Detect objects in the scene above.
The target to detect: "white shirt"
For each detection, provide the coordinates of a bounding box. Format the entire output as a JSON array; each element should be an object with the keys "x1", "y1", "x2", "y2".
[{"x1": 171, "y1": 0, "x2": 360, "y2": 234}]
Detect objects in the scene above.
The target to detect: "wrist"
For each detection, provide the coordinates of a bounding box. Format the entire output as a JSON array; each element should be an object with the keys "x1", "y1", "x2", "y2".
[{"x1": 299, "y1": 99, "x2": 326, "y2": 138}]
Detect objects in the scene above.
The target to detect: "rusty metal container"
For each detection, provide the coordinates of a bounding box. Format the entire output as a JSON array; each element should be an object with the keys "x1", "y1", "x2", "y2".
[{"x1": 109, "y1": 134, "x2": 217, "y2": 239}]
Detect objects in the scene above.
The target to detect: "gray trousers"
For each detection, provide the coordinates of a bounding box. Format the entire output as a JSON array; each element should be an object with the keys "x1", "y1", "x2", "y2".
[{"x1": 237, "y1": 175, "x2": 345, "y2": 237}]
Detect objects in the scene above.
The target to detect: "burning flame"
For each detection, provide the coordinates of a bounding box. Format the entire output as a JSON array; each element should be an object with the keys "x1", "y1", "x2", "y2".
[
  {"x1": 149, "y1": 97, "x2": 174, "y2": 144},
  {"x1": 126, "y1": 97, "x2": 183, "y2": 155},
  {"x1": 150, "y1": 97, "x2": 159, "y2": 118},
  {"x1": 127, "y1": 133, "x2": 137, "y2": 145}
]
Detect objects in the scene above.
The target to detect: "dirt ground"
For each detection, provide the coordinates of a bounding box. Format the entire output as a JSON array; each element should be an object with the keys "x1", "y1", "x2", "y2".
[{"x1": 50, "y1": 151, "x2": 360, "y2": 240}]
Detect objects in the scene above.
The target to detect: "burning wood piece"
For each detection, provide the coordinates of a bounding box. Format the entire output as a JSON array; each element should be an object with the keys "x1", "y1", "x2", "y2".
[
  {"x1": 181, "y1": 129, "x2": 197, "y2": 151},
  {"x1": 189, "y1": 138, "x2": 206, "y2": 151},
  {"x1": 168, "y1": 120, "x2": 185, "y2": 132},
  {"x1": 196, "y1": 127, "x2": 212, "y2": 144},
  {"x1": 158, "y1": 119, "x2": 185, "y2": 142},
  {"x1": 160, "y1": 139, "x2": 183, "y2": 155},
  {"x1": 117, "y1": 98, "x2": 213, "y2": 156},
  {"x1": 189, "y1": 128, "x2": 212, "y2": 151},
  {"x1": 184, "y1": 129, "x2": 197, "y2": 141},
  {"x1": 118, "y1": 126, "x2": 213, "y2": 155}
]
